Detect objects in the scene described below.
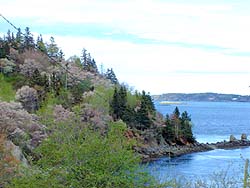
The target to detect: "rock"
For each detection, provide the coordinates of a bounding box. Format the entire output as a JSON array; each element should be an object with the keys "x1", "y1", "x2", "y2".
[
  {"x1": 241, "y1": 133, "x2": 247, "y2": 141},
  {"x1": 5, "y1": 140, "x2": 28, "y2": 167},
  {"x1": 229, "y1": 135, "x2": 237, "y2": 142}
]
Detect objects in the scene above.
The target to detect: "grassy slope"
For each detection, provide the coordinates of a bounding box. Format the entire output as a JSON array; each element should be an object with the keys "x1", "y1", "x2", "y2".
[{"x1": 0, "y1": 74, "x2": 16, "y2": 102}]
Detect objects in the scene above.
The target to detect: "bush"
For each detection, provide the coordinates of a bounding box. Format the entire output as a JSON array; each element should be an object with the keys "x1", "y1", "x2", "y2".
[
  {"x1": 0, "y1": 101, "x2": 46, "y2": 153},
  {"x1": 0, "y1": 58, "x2": 16, "y2": 75},
  {"x1": 9, "y1": 121, "x2": 163, "y2": 188},
  {"x1": 15, "y1": 86, "x2": 39, "y2": 113}
]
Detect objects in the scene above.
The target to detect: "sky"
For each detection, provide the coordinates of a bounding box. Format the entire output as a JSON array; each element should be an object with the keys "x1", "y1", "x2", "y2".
[{"x1": 1, "y1": 0, "x2": 250, "y2": 95}]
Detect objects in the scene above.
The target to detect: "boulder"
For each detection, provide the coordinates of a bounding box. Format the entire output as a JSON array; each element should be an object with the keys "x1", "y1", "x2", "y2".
[
  {"x1": 241, "y1": 133, "x2": 247, "y2": 141},
  {"x1": 229, "y1": 135, "x2": 237, "y2": 142}
]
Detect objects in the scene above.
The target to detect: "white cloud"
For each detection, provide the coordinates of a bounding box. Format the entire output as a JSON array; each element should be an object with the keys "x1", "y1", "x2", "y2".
[
  {"x1": 1, "y1": 0, "x2": 250, "y2": 94},
  {"x1": 50, "y1": 35, "x2": 250, "y2": 95}
]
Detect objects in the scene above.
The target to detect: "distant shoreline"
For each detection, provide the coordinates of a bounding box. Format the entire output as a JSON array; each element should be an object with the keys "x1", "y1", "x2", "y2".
[{"x1": 153, "y1": 92, "x2": 250, "y2": 102}]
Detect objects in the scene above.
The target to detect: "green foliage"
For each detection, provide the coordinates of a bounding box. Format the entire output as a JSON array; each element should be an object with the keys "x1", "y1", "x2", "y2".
[
  {"x1": 180, "y1": 111, "x2": 195, "y2": 142},
  {"x1": 0, "y1": 58, "x2": 16, "y2": 76},
  {"x1": 162, "y1": 107, "x2": 195, "y2": 144},
  {"x1": 0, "y1": 74, "x2": 16, "y2": 102},
  {"x1": 110, "y1": 86, "x2": 127, "y2": 120},
  {"x1": 10, "y1": 121, "x2": 162, "y2": 188},
  {"x1": 110, "y1": 87, "x2": 157, "y2": 130},
  {"x1": 105, "y1": 68, "x2": 118, "y2": 84},
  {"x1": 81, "y1": 48, "x2": 98, "y2": 73},
  {"x1": 88, "y1": 85, "x2": 114, "y2": 114},
  {"x1": 135, "y1": 91, "x2": 156, "y2": 130},
  {"x1": 23, "y1": 27, "x2": 35, "y2": 50},
  {"x1": 70, "y1": 79, "x2": 92, "y2": 105},
  {"x1": 36, "y1": 93, "x2": 59, "y2": 125},
  {"x1": 67, "y1": 55, "x2": 82, "y2": 68},
  {"x1": 0, "y1": 38, "x2": 10, "y2": 58},
  {"x1": 36, "y1": 34, "x2": 47, "y2": 54}
]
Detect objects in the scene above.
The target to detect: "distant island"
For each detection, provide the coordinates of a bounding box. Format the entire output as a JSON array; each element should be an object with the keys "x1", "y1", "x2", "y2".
[{"x1": 153, "y1": 92, "x2": 250, "y2": 102}]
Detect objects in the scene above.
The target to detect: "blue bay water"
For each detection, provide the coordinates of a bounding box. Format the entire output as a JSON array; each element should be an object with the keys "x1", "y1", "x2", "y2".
[
  {"x1": 148, "y1": 102, "x2": 250, "y2": 185},
  {"x1": 155, "y1": 101, "x2": 250, "y2": 143}
]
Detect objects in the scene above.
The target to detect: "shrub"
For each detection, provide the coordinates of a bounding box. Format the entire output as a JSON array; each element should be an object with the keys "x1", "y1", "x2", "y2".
[
  {"x1": 15, "y1": 86, "x2": 39, "y2": 113},
  {"x1": 9, "y1": 121, "x2": 163, "y2": 188},
  {"x1": 19, "y1": 59, "x2": 44, "y2": 78},
  {"x1": 0, "y1": 101, "x2": 46, "y2": 152},
  {"x1": 0, "y1": 58, "x2": 16, "y2": 75}
]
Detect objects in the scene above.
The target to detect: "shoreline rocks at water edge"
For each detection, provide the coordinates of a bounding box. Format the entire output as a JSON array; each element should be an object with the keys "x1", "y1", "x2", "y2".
[{"x1": 138, "y1": 134, "x2": 250, "y2": 162}]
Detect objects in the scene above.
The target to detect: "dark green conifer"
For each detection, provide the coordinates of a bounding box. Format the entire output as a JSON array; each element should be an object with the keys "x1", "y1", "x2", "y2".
[
  {"x1": 24, "y1": 27, "x2": 35, "y2": 50},
  {"x1": 105, "y1": 68, "x2": 118, "y2": 84},
  {"x1": 36, "y1": 34, "x2": 47, "y2": 54}
]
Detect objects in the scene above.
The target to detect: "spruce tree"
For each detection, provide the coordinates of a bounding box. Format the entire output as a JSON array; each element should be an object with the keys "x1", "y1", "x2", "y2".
[
  {"x1": 36, "y1": 34, "x2": 47, "y2": 54},
  {"x1": 47, "y1": 37, "x2": 59, "y2": 59},
  {"x1": 162, "y1": 114, "x2": 175, "y2": 142},
  {"x1": 105, "y1": 68, "x2": 118, "y2": 84},
  {"x1": 24, "y1": 27, "x2": 35, "y2": 50},
  {"x1": 110, "y1": 86, "x2": 128, "y2": 121},
  {"x1": 15, "y1": 28, "x2": 23, "y2": 52},
  {"x1": 80, "y1": 49, "x2": 98, "y2": 73},
  {"x1": 0, "y1": 38, "x2": 10, "y2": 58},
  {"x1": 136, "y1": 97, "x2": 151, "y2": 130},
  {"x1": 180, "y1": 111, "x2": 195, "y2": 142},
  {"x1": 135, "y1": 91, "x2": 155, "y2": 130},
  {"x1": 90, "y1": 59, "x2": 98, "y2": 73}
]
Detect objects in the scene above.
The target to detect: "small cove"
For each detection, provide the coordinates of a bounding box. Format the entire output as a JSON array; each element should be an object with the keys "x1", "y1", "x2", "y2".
[{"x1": 148, "y1": 101, "x2": 250, "y2": 185}]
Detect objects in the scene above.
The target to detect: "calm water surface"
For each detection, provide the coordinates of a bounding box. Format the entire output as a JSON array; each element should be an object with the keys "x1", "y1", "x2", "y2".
[{"x1": 148, "y1": 102, "x2": 250, "y2": 184}]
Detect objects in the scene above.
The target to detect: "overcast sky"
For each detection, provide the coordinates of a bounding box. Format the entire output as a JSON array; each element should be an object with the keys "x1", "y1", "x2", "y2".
[{"x1": 1, "y1": 0, "x2": 250, "y2": 95}]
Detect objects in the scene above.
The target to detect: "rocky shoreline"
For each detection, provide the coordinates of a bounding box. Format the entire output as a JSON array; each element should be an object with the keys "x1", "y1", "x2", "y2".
[{"x1": 137, "y1": 135, "x2": 250, "y2": 162}]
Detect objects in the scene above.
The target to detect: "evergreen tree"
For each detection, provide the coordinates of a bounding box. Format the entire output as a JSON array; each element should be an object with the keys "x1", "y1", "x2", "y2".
[
  {"x1": 80, "y1": 49, "x2": 98, "y2": 73},
  {"x1": 173, "y1": 106, "x2": 180, "y2": 118},
  {"x1": 105, "y1": 68, "x2": 118, "y2": 84},
  {"x1": 58, "y1": 49, "x2": 64, "y2": 61},
  {"x1": 162, "y1": 108, "x2": 195, "y2": 143},
  {"x1": 15, "y1": 28, "x2": 23, "y2": 52},
  {"x1": 162, "y1": 114, "x2": 175, "y2": 141},
  {"x1": 81, "y1": 48, "x2": 87, "y2": 68},
  {"x1": 180, "y1": 111, "x2": 195, "y2": 142},
  {"x1": 118, "y1": 86, "x2": 127, "y2": 119},
  {"x1": 36, "y1": 34, "x2": 47, "y2": 54},
  {"x1": 0, "y1": 38, "x2": 10, "y2": 58},
  {"x1": 136, "y1": 91, "x2": 155, "y2": 130},
  {"x1": 141, "y1": 91, "x2": 155, "y2": 114},
  {"x1": 91, "y1": 58, "x2": 98, "y2": 73},
  {"x1": 23, "y1": 27, "x2": 35, "y2": 50},
  {"x1": 110, "y1": 86, "x2": 128, "y2": 121},
  {"x1": 47, "y1": 37, "x2": 59, "y2": 60},
  {"x1": 6, "y1": 30, "x2": 12, "y2": 44}
]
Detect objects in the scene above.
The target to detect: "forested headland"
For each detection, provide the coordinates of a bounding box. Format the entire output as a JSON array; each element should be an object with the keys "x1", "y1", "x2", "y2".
[{"x1": 0, "y1": 28, "x2": 195, "y2": 187}]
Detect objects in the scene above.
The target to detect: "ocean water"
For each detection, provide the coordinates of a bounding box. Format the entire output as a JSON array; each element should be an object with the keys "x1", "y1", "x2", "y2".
[
  {"x1": 148, "y1": 102, "x2": 250, "y2": 185},
  {"x1": 155, "y1": 101, "x2": 250, "y2": 143}
]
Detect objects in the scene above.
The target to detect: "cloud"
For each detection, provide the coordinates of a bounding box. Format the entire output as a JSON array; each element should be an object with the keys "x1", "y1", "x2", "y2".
[
  {"x1": 1, "y1": 0, "x2": 250, "y2": 94},
  {"x1": 48, "y1": 34, "x2": 250, "y2": 95}
]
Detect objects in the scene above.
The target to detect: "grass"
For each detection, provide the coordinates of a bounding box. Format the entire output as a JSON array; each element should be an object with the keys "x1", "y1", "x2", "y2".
[{"x1": 0, "y1": 74, "x2": 16, "y2": 102}]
